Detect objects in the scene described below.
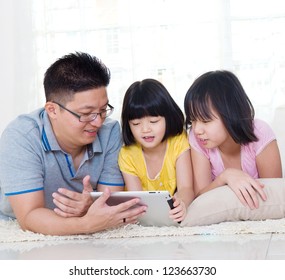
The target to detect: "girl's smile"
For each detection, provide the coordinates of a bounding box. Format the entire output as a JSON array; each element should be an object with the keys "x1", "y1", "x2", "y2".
[
  {"x1": 198, "y1": 138, "x2": 208, "y2": 146},
  {"x1": 129, "y1": 116, "x2": 166, "y2": 150},
  {"x1": 142, "y1": 136, "x2": 155, "y2": 142}
]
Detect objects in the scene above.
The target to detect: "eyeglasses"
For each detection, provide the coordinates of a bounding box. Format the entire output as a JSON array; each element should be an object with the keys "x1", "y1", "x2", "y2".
[{"x1": 52, "y1": 101, "x2": 114, "y2": 122}]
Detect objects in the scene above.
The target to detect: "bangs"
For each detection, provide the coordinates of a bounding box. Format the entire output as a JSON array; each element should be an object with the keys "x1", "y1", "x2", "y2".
[
  {"x1": 188, "y1": 95, "x2": 216, "y2": 122},
  {"x1": 126, "y1": 96, "x2": 164, "y2": 120}
]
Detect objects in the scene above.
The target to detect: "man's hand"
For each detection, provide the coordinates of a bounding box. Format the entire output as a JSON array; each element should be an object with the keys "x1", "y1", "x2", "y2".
[
  {"x1": 82, "y1": 188, "x2": 147, "y2": 232},
  {"x1": 52, "y1": 175, "x2": 94, "y2": 217}
]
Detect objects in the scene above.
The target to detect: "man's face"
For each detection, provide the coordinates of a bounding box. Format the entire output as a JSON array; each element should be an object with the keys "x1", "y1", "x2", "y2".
[{"x1": 50, "y1": 87, "x2": 109, "y2": 152}]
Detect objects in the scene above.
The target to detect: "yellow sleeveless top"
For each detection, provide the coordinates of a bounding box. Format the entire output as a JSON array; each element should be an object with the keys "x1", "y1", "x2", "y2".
[{"x1": 118, "y1": 131, "x2": 190, "y2": 195}]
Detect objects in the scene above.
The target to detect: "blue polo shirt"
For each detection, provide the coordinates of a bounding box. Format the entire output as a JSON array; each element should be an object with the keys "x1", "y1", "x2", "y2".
[{"x1": 0, "y1": 108, "x2": 124, "y2": 219}]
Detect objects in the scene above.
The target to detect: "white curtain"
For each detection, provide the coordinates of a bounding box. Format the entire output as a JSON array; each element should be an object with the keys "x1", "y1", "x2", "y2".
[
  {"x1": 1, "y1": 0, "x2": 285, "y2": 134},
  {"x1": 0, "y1": 0, "x2": 38, "y2": 133}
]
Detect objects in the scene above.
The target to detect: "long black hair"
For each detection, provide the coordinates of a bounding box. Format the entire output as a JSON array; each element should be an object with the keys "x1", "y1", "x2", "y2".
[{"x1": 184, "y1": 70, "x2": 258, "y2": 144}]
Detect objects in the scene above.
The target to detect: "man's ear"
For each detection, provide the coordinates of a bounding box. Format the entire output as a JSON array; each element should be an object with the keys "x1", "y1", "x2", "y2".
[{"x1": 45, "y1": 102, "x2": 57, "y2": 119}]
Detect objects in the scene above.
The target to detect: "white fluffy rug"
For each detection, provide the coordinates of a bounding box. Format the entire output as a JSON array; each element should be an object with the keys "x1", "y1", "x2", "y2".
[{"x1": 1, "y1": 218, "x2": 285, "y2": 243}]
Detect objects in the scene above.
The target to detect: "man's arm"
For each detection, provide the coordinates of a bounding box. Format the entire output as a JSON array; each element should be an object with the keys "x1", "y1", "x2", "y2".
[
  {"x1": 52, "y1": 176, "x2": 125, "y2": 218},
  {"x1": 9, "y1": 188, "x2": 146, "y2": 236}
]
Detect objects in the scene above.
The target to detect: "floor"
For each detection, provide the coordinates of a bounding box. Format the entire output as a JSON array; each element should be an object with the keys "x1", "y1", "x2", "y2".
[{"x1": 1, "y1": 233, "x2": 285, "y2": 260}]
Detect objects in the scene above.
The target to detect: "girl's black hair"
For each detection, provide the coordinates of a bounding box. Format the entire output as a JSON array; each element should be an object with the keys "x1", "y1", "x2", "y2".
[
  {"x1": 121, "y1": 78, "x2": 184, "y2": 145},
  {"x1": 184, "y1": 70, "x2": 258, "y2": 144}
]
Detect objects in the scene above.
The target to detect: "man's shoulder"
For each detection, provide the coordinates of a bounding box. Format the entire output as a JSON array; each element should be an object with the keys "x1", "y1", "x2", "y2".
[
  {"x1": 96, "y1": 118, "x2": 121, "y2": 149},
  {"x1": 101, "y1": 117, "x2": 119, "y2": 127},
  {"x1": 2, "y1": 108, "x2": 44, "y2": 137},
  {"x1": 99, "y1": 118, "x2": 120, "y2": 134}
]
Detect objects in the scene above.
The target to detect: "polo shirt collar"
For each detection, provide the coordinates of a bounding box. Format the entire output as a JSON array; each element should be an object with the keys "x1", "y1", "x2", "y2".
[{"x1": 41, "y1": 110, "x2": 61, "y2": 152}]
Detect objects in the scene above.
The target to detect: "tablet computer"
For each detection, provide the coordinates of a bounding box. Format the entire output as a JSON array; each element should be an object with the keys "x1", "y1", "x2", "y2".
[{"x1": 90, "y1": 191, "x2": 179, "y2": 227}]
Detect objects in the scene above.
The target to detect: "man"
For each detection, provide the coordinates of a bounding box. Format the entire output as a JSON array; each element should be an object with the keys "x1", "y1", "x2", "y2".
[{"x1": 0, "y1": 52, "x2": 146, "y2": 235}]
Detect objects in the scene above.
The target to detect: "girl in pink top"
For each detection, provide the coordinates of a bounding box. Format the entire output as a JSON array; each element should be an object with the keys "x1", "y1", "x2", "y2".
[{"x1": 184, "y1": 70, "x2": 282, "y2": 209}]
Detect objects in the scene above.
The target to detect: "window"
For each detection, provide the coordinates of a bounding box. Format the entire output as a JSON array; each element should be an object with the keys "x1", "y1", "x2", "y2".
[{"x1": 1, "y1": 0, "x2": 285, "y2": 133}]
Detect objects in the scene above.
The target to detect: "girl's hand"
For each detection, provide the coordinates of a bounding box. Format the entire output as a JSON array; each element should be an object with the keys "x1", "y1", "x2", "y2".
[
  {"x1": 169, "y1": 195, "x2": 187, "y2": 222},
  {"x1": 220, "y1": 168, "x2": 266, "y2": 209}
]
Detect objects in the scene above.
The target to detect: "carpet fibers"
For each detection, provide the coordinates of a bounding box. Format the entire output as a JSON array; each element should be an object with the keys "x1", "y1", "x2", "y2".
[{"x1": 1, "y1": 218, "x2": 285, "y2": 243}]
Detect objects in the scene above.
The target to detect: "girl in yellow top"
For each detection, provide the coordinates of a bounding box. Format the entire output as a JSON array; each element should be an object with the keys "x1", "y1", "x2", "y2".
[{"x1": 119, "y1": 79, "x2": 194, "y2": 222}]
